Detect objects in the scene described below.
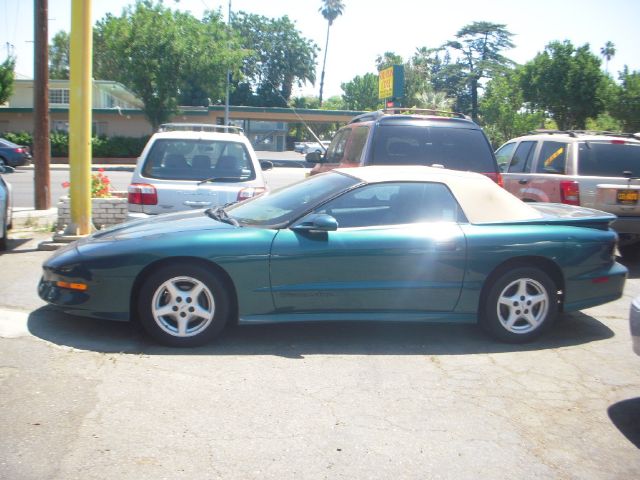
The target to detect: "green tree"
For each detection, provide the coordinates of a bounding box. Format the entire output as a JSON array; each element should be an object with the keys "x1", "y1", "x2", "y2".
[
  {"x1": 341, "y1": 73, "x2": 380, "y2": 110},
  {"x1": 373, "y1": 50, "x2": 454, "y2": 111},
  {"x1": 600, "y1": 41, "x2": 616, "y2": 73},
  {"x1": 49, "y1": 31, "x2": 70, "y2": 79},
  {"x1": 318, "y1": 0, "x2": 345, "y2": 106},
  {"x1": 443, "y1": 21, "x2": 515, "y2": 121},
  {"x1": 375, "y1": 51, "x2": 404, "y2": 71},
  {"x1": 585, "y1": 113, "x2": 622, "y2": 132},
  {"x1": 479, "y1": 68, "x2": 545, "y2": 147},
  {"x1": 321, "y1": 95, "x2": 345, "y2": 110},
  {"x1": 0, "y1": 56, "x2": 15, "y2": 105},
  {"x1": 94, "y1": 1, "x2": 242, "y2": 129},
  {"x1": 521, "y1": 40, "x2": 607, "y2": 130},
  {"x1": 231, "y1": 12, "x2": 317, "y2": 107},
  {"x1": 610, "y1": 67, "x2": 640, "y2": 132}
]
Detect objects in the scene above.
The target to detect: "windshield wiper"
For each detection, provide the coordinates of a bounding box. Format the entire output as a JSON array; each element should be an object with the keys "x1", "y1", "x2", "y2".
[
  {"x1": 198, "y1": 176, "x2": 245, "y2": 185},
  {"x1": 205, "y1": 206, "x2": 239, "y2": 226}
]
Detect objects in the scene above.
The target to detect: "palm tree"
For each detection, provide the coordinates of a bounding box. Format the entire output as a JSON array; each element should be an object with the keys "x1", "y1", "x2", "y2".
[
  {"x1": 318, "y1": 0, "x2": 345, "y2": 106},
  {"x1": 414, "y1": 89, "x2": 453, "y2": 111},
  {"x1": 600, "y1": 41, "x2": 616, "y2": 73}
]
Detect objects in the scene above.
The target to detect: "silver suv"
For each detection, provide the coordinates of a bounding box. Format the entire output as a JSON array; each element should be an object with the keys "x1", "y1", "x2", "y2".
[
  {"x1": 496, "y1": 130, "x2": 640, "y2": 246},
  {"x1": 128, "y1": 124, "x2": 271, "y2": 219}
]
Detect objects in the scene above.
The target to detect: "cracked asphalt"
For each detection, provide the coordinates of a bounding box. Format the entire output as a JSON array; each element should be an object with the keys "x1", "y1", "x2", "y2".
[{"x1": 1, "y1": 232, "x2": 639, "y2": 479}]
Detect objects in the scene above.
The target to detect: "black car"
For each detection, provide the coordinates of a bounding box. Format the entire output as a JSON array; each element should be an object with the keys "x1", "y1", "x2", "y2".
[
  {"x1": 0, "y1": 138, "x2": 32, "y2": 168},
  {"x1": 307, "y1": 108, "x2": 502, "y2": 186}
]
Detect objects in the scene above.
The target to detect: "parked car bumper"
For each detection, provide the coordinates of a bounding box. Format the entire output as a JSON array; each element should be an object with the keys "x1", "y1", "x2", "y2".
[{"x1": 127, "y1": 211, "x2": 153, "y2": 221}]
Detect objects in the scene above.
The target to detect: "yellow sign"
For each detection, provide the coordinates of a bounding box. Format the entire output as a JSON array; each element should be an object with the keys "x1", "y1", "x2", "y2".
[{"x1": 378, "y1": 66, "x2": 394, "y2": 99}]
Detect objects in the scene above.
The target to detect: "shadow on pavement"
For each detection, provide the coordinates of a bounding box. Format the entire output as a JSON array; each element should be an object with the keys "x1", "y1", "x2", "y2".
[
  {"x1": 28, "y1": 307, "x2": 613, "y2": 357},
  {"x1": 621, "y1": 255, "x2": 640, "y2": 280},
  {"x1": 0, "y1": 237, "x2": 37, "y2": 254},
  {"x1": 608, "y1": 397, "x2": 640, "y2": 448}
]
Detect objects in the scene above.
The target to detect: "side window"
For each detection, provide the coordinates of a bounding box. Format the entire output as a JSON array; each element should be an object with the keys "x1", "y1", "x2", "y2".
[
  {"x1": 508, "y1": 141, "x2": 536, "y2": 173},
  {"x1": 536, "y1": 141, "x2": 567, "y2": 174},
  {"x1": 495, "y1": 142, "x2": 516, "y2": 172},
  {"x1": 344, "y1": 126, "x2": 369, "y2": 164},
  {"x1": 314, "y1": 182, "x2": 463, "y2": 228},
  {"x1": 325, "y1": 129, "x2": 350, "y2": 163}
]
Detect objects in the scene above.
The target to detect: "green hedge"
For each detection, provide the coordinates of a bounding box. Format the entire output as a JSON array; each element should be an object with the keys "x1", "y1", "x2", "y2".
[{"x1": 3, "y1": 131, "x2": 149, "y2": 158}]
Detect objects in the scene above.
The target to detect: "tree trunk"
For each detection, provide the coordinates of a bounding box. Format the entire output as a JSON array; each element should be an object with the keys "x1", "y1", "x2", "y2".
[{"x1": 319, "y1": 21, "x2": 331, "y2": 106}]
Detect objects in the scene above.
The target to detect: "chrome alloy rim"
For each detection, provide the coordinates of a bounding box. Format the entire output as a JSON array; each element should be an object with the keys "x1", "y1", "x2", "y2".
[
  {"x1": 151, "y1": 276, "x2": 215, "y2": 337},
  {"x1": 496, "y1": 277, "x2": 549, "y2": 334}
]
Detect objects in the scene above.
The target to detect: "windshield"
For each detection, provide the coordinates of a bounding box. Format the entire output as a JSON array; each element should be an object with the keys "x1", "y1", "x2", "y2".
[
  {"x1": 227, "y1": 171, "x2": 359, "y2": 227},
  {"x1": 370, "y1": 124, "x2": 497, "y2": 172},
  {"x1": 578, "y1": 141, "x2": 640, "y2": 177},
  {"x1": 141, "y1": 138, "x2": 256, "y2": 181}
]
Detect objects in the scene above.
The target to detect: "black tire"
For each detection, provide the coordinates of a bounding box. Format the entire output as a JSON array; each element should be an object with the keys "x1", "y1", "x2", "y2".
[
  {"x1": 138, "y1": 263, "x2": 231, "y2": 347},
  {"x1": 480, "y1": 267, "x2": 558, "y2": 343},
  {"x1": 0, "y1": 208, "x2": 7, "y2": 250},
  {"x1": 0, "y1": 222, "x2": 7, "y2": 250}
]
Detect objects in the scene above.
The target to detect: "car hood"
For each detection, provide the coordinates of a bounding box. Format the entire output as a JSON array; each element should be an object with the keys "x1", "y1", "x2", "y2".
[{"x1": 87, "y1": 209, "x2": 236, "y2": 242}]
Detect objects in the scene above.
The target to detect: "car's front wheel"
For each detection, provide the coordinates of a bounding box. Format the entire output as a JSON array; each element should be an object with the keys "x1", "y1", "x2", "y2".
[
  {"x1": 138, "y1": 264, "x2": 230, "y2": 347},
  {"x1": 481, "y1": 267, "x2": 558, "y2": 343}
]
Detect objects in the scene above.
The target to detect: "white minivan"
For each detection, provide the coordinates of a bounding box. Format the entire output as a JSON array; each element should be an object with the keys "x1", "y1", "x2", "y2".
[{"x1": 128, "y1": 124, "x2": 271, "y2": 219}]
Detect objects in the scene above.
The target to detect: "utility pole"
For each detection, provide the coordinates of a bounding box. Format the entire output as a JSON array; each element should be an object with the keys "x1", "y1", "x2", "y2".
[
  {"x1": 33, "y1": 0, "x2": 51, "y2": 210},
  {"x1": 66, "y1": 0, "x2": 93, "y2": 235},
  {"x1": 223, "y1": 0, "x2": 231, "y2": 126}
]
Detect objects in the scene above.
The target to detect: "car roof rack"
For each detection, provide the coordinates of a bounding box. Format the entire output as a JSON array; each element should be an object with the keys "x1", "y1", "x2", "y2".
[
  {"x1": 349, "y1": 108, "x2": 468, "y2": 124},
  {"x1": 158, "y1": 123, "x2": 245, "y2": 135},
  {"x1": 529, "y1": 129, "x2": 640, "y2": 139}
]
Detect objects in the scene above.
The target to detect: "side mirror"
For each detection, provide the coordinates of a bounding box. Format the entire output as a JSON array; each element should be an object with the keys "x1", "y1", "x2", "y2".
[
  {"x1": 291, "y1": 213, "x2": 338, "y2": 232},
  {"x1": 260, "y1": 160, "x2": 274, "y2": 171},
  {"x1": 305, "y1": 151, "x2": 323, "y2": 163}
]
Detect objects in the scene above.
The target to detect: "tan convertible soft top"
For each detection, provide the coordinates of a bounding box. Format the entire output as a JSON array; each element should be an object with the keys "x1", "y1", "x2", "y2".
[{"x1": 337, "y1": 165, "x2": 544, "y2": 224}]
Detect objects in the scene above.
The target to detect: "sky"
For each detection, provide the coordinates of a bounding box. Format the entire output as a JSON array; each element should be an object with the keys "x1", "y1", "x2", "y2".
[{"x1": 2, "y1": 0, "x2": 639, "y2": 99}]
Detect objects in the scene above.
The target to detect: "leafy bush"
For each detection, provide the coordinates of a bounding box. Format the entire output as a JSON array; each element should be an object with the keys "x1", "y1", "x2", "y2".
[
  {"x1": 3, "y1": 131, "x2": 32, "y2": 147},
  {"x1": 2, "y1": 131, "x2": 149, "y2": 158}
]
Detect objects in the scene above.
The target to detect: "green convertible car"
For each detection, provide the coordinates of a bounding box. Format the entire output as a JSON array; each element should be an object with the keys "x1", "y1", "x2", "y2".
[{"x1": 39, "y1": 166, "x2": 627, "y2": 347}]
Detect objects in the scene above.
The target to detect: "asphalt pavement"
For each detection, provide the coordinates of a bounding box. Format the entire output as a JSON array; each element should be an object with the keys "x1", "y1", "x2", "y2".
[{"x1": 2, "y1": 163, "x2": 640, "y2": 478}]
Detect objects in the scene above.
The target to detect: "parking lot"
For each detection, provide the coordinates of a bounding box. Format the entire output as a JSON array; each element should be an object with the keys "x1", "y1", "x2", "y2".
[{"x1": 1, "y1": 231, "x2": 639, "y2": 479}]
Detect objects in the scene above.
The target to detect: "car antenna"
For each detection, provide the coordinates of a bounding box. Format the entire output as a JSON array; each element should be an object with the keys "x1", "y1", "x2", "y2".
[{"x1": 266, "y1": 79, "x2": 328, "y2": 152}]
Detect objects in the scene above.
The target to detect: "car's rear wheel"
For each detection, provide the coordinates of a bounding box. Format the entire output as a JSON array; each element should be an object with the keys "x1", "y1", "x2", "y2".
[
  {"x1": 138, "y1": 264, "x2": 230, "y2": 347},
  {"x1": 481, "y1": 267, "x2": 558, "y2": 343}
]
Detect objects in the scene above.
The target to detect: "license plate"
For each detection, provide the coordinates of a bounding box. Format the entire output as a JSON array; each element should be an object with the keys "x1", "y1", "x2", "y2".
[{"x1": 617, "y1": 189, "x2": 639, "y2": 205}]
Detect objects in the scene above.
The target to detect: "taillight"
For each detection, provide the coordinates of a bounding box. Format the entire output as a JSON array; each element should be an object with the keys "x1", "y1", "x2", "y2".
[
  {"x1": 560, "y1": 180, "x2": 580, "y2": 205},
  {"x1": 237, "y1": 187, "x2": 266, "y2": 201},
  {"x1": 483, "y1": 172, "x2": 504, "y2": 188},
  {"x1": 14, "y1": 147, "x2": 25, "y2": 154},
  {"x1": 128, "y1": 183, "x2": 158, "y2": 205}
]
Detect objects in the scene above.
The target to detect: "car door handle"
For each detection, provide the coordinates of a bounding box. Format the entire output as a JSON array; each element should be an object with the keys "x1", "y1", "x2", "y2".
[{"x1": 518, "y1": 178, "x2": 529, "y2": 185}]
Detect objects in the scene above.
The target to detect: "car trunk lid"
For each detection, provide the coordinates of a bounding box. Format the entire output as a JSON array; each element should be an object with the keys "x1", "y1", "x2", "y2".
[{"x1": 525, "y1": 203, "x2": 617, "y2": 230}]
